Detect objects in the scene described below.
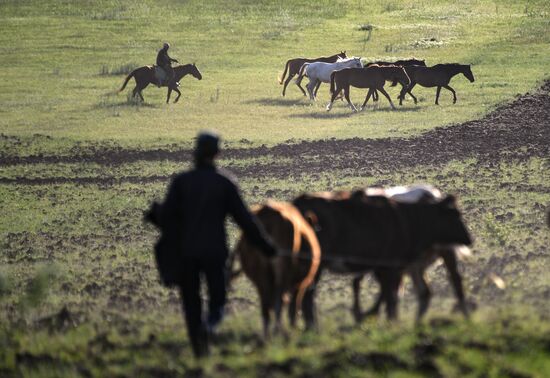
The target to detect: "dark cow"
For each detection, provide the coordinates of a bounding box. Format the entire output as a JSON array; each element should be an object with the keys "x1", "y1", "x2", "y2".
[{"x1": 293, "y1": 191, "x2": 472, "y2": 322}]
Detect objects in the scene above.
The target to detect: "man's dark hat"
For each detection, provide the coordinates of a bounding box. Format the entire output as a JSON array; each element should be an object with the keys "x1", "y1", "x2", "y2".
[{"x1": 194, "y1": 131, "x2": 220, "y2": 158}]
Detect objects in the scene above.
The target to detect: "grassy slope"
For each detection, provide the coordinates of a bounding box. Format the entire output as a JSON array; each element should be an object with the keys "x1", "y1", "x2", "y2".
[
  {"x1": 0, "y1": 0, "x2": 549, "y2": 151},
  {"x1": 1, "y1": 0, "x2": 550, "y2": 376}
]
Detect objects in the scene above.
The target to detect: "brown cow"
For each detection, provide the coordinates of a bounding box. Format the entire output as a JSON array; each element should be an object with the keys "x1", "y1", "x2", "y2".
[
  {"x1": 235, "y1": 201, "x2": 321, "y2": 338},
  {"x1": 293, "y1": 191, "x2": 472, "y2": 321}
]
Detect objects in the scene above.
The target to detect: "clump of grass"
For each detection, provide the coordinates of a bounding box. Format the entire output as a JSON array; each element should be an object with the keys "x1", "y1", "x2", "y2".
[{"x1": 99, "y1": 63, "x2": 138, "y2": 76}]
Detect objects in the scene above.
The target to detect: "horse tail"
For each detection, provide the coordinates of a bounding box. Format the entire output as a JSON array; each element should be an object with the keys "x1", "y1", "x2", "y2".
[
  {"x1": 296, "y1": 63, "x2": 309, "y2": 83},
  {"x1": 298, "y1": 63, "x2": 308, "y2": 77},
  {"x1": 118, "y1": 69, "x2": 137, "y2": 92},
  {"x1": 330, "y1": 71, "x2": 337, "y2": 94},
  {"x1": 278, "y1": 60, "x2": 290, "y2": 84}
]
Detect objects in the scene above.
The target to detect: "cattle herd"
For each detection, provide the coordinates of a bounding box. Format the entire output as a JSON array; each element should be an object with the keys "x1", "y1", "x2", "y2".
[
  {"x1": 278, "y1": 52, "x2": 475, "y2": 112},
  {"x1": 233, "y1": 185, "x2": 474, "y2": 337}
]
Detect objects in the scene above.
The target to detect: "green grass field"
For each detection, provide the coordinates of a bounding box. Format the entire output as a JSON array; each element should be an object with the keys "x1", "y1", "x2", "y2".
[{"x1": 1, "y1": 0, "x2": 550, "y2": 376}]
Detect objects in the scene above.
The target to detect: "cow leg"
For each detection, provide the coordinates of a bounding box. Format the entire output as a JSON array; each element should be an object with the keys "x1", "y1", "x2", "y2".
[
  {"x1": 287, "y1": 290, "x2": 298, "y2": 328},
  {"x1": 302, "y1": 271, "x2": 321, "y2": 330},
  {"x1": 435, "y1": 86, "x2": 442, "y2": 105},
  {"x1": 352, "y1": 275, "x2": 363, "y2": 323},
  {"x1": 301, "y1": 286, "x2": 318, "y2": 330},
  {"x1": 282, "y1": 73, "x2": 295, "y2": 97},
  {"x1": 443, "y1": 84, "x2": 457, "y2": 104},
  {"x1": 174, "y1": 88, "x2": 182, "y2": 103},
  {"x1": 411, "y1": 268, "x2": 431, "y2": 322},
  {"x1": 377, "y1": 87, "x2": 396, "y2": 110},
  {"x1": 273, "y1": 288, "x2": 285, "y2": 336},
  {"x1": 380, "y1": 269, "x2": 402, "y2": 320},
  {"x1": 260, "y1": 293, "x2": 271, "y2": 340},
  {"x1": 344, "y1": 86, "x2": 357, "y2": 112},
  {"x1": 441, "y1": 248, "x2": 469, "y2": 318}
]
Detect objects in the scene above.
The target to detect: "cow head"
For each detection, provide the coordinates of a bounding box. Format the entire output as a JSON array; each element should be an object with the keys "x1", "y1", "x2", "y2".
[{"x1": 431, "y1": 195, "x2": 472, "y2": 246}]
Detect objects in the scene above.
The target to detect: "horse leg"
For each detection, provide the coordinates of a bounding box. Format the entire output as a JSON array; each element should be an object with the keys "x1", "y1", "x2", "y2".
[
  {"x1": 326, "y1": 86, "x2": 342, "y2": 111},
  {"x1": 313, "y1": 81, "x2": 322, "y2": 98},
  {"x1": 295, "y1": 74, "x2": 308, "y2": 97},
  {"x1": 306, "y1": 79, "x2": 316, "y2": 101},
  {"x1": 441, "y1": 248, "x2": 469, "y2": 318},
  {"x1": 378, "y1": 87, "x2": 396, "y2": 110},
  {"x1": 132, "y1": 86, "x2": 144, "y2": 102},
  {"x1": 361, "y1": 89, "x2": 374, "y2": 111},
  {"x1": 411, "y1": 267, "x2": 431, "y2": 323},
  {"x1": 344, "y1": 86, "x2": 357, "y2": 112},
  {"x1": 174, "y1": 88, "x2": 182, "y2": 103},
  {"x1": 443, "y1": 84, "x2": 457, "y2": 104},
  {"x1": 352, "y1": 275, "x2": 363, "y2": 323},
  {"x1": 401, "y1": 83, "x2": 417, "y2": 105},
  {"x1": 166, "y1": 88, "x2": 172, "y2": 104},
  {"x1": 435, "y1": 86, "x2": 442, "y2": 105},
  {"x1": 283, "y1": 74, "x2": 294, "y2": 97}
]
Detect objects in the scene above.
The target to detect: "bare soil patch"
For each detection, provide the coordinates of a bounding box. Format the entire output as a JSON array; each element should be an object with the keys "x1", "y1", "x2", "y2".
[{"x1": 1, "y1": 81, "x2": 548, "y2": 185}]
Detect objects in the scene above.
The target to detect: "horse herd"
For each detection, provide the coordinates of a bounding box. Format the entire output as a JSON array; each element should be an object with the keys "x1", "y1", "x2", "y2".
[
  {"x1": 232, "y1": 185, "x2": 473, "y2": 338},
  {"x1": 118, "y1": 51, "x2": 474, "y2": 109},
  {"x1": 279, "y1": 51, "x2": 475, "y2": 112}
]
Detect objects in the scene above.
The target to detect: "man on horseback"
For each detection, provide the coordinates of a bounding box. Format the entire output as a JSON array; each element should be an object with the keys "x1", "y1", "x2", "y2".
[{"x1": 156, "y1": 42, "x2": 179, "y2": 87}]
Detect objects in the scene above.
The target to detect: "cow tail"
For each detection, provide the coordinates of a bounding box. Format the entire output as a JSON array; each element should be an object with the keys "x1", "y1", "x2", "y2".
[
  {"x1": 118, "y1": 69, "x2": 136, "y2": 92},
  {"x1": 278, "y1": 60, "x2": 290, "y2": 84},
  {"x1": 294, "y1": 218, "x2": 321, "y2": 311}
]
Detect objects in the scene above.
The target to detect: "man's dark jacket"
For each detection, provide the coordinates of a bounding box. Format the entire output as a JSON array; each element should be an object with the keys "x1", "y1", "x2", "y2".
[
  {"x1": 160, "y1": 164, "x2": 275, "y2": 259},
  {"x1": 156, "y1": 48, "x2": 177, "y2": 67}
]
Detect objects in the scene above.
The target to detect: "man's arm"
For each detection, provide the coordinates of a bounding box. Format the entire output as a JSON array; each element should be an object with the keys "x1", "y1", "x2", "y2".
[{"x1": 227, "y1": 183, "x2": 277, "y2": 257}]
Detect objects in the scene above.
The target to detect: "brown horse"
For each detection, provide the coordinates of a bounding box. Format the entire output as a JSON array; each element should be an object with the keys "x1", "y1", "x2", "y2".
[
  {"x1": 326, "y1": 65, "x2": 410, "y2": 112},
  {"x1": 278, "y1": 51, "x2": 347, "y2": 97},
  {"x1": 398, "y1": 63, "x2": 475, "y2": 105},
  {"x1": 118, "y1": 63, "x2": 202, "y2": 103}
]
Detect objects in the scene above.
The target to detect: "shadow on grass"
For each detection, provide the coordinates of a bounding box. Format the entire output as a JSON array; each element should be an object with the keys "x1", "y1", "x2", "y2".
[
  {"x1": 287, "y1": 110, "x2": 356, "y2": 119},
  {"x1": 93, "y1": 94, "x2": 160, "y2": 110},
  {"x1": 242, "y1": 97, "x2": 308, "y2": 106}
]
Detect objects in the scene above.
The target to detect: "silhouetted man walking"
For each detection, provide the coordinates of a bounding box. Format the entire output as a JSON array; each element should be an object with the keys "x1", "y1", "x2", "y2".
[{"x1": 157, "y1": 131, "x2": 277, "y2": 357}]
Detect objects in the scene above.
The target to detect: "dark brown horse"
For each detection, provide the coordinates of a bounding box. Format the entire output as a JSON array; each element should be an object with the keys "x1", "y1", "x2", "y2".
[
  {"x1": 278, "y1": 51, "x2": 347, "y2": 97},
  {"x1": 118, "y1": 63, "x2": 202, "y2": 103},
  {"x1": 326, "y1": 65, "x2": 410, "y2": 112},
  {"x1": 398, "y1": 63, "x2": 475, "y2": 105},
  {"x1": 365, "y1": 58, "x2": 426, "y2": 98}
]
